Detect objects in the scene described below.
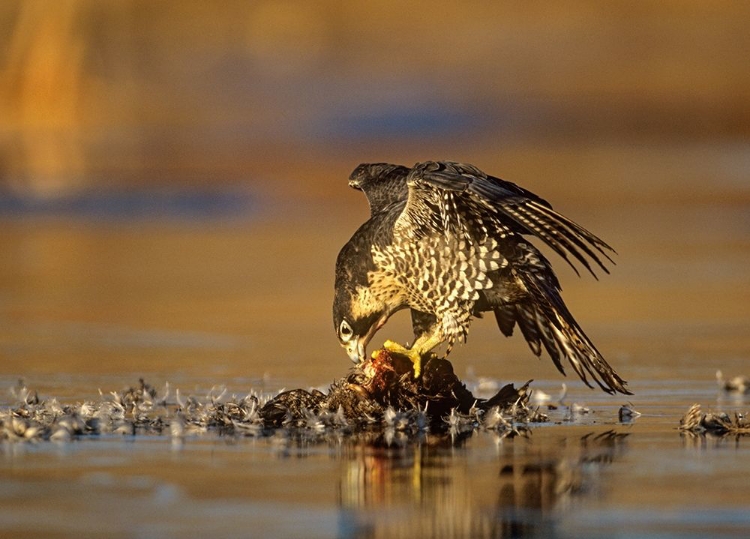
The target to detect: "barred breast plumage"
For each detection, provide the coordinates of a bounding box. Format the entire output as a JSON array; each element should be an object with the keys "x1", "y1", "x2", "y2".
[{"x1": 333, "y1": 160, "x2": 629, "y2": 395}]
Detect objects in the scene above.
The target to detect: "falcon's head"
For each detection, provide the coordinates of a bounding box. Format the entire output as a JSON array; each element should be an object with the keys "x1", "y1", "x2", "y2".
[{"x1": 333, "y1": 242, "x2": 391, "y2": 364}]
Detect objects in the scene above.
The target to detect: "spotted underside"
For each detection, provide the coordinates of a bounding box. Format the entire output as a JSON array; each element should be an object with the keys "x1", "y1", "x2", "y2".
[
  {"x1": 370, "y1": 190, "x2": 510, "y2": 348},
  {"x1": 336, "y1": 160, "x2": 630, "y2": 395}
]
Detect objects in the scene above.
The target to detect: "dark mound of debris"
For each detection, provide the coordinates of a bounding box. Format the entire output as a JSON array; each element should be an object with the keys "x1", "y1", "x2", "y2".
[
  {"x1": 679, "y1": 403, "x2": 750, "y2": 436},
  {"x1": 262, "y1": 350, "x2": 546, "y2": 430},
  {"x1": 1, "y1": 351, "x2": 547, "y2": 443}
]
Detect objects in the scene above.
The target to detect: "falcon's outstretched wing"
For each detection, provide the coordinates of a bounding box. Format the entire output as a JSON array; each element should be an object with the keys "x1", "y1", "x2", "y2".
[
  {"x1": 348, "y1": 163, "x2": 410, "y2": 216},
  {"x1": 396, "y1": 160, "x2": 628, "y2": 394},
  {"x1": 493, "y1": 246, "x2": 629, "y2": 394},
  {"x1": 405, "y1": 160, "x2": 615, "y2": 278}
]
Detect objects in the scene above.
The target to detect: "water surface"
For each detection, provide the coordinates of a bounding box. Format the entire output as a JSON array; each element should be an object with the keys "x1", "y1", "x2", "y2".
[{"x1": 1, "y1": 160, "x2": 749, "y2": 538}]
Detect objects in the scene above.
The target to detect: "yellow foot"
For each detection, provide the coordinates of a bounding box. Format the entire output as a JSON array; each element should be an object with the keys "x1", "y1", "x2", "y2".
[{"x1": 383, "y1": 339, "x2": 423, "y2": 378}]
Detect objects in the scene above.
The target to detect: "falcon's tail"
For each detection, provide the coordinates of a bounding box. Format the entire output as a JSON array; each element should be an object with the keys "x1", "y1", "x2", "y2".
[{"x1": 493, "y1": 272, "x2": 630, "y2": 395}]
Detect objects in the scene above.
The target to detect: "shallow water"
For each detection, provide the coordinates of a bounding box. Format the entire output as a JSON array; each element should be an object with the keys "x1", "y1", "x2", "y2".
[
  {"x1": 1, "y1": 158, "x2": 749, "y2": 538},
  {"x1": 1, "y1": 384, "x2": 749, "y2": 539}
]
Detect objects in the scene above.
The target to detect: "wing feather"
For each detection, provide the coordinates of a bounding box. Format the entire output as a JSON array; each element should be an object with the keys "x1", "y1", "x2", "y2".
[
  {"x1": 493, "y1": 307, "x2": 516, "y2": 338},
  {"x1": 501, "y1": 202, "x2": 610, "y2": 277},
  {"x1": 389, "y1": 160, "x2": 628, "y2": 394},
  {"x1": 514, "y1": 259, "x2": 630, "y2": 394},
  {"x1": 403, "y1": 160, "x2": 615, "y2": 277}
]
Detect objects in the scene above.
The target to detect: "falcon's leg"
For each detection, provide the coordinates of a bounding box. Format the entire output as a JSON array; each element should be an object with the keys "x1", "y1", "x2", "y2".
[
  {"x1": 410, "y1": 309, "x2": 437, "y2": 341},
  {"x1": 383, "y1": 332, "x2": 443, "y2": 378},
  {"x1": 380, "y1": 310, "x2": 444, "y2": 377},
  {"x1": 382, "y1": 310, "x2": 441, "y2": 377}
]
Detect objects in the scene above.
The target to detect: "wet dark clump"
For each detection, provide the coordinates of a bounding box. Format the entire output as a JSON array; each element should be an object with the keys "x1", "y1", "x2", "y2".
[
  {"x1": 679, "y1": 403, "x2": 750, "y2": 436},
  {"x1": 1, "y1": 353, "x2": 547, "y2": 443},
  {"x1": 261, "y1": 350, "x2": 546, "y2": 430}
]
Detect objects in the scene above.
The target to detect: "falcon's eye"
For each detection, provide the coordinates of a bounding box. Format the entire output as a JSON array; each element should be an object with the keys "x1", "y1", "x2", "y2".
[{"x1": 339, "y1": 320, "x2": 354, "y2": 341}]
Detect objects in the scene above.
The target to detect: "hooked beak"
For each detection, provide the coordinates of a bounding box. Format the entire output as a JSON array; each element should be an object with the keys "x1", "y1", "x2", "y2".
[
  {"x1": 344, "y1": 338, "x2": 367, "y2": 364},
  {"x1": 342, "y1": 311, "x2": 391, "y2": 364}
]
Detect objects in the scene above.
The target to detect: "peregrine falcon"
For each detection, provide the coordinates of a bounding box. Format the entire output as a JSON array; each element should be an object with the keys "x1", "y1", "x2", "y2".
[{"x1": 333, "y1": 161, "x2": 629, "y2": 395}]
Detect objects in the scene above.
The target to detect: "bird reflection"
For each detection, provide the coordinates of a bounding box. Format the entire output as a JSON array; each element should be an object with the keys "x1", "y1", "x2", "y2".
[{"x1": 337, "y1": 429, "x2": 628, "y2": 539}]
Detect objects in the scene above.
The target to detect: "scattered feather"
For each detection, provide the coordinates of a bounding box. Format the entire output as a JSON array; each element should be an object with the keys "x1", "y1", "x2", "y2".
[
  {"x1": 716, "y1": 370, "x2": 749, "y2": 394},
  {"x1": 0, "y1": 352, "x2": 551, "y2": 444},
  {"x1": 680, "y1": 403, "x2": 750, "y2": 435},
  {"x1": 618, "y1": 403, "x2": 641, "y2": 422}
]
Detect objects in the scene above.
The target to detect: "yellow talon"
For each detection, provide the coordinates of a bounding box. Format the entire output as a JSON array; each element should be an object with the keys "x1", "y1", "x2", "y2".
[
  {"x1": 412, "y1": 353, "x2": 422, "y2": 378},
  {"x1": 383, "y1": 340, "x2": 423, "y2": 378},
  {"x1": 383, "y1": 339, "x2": 407, "y2": 354}
]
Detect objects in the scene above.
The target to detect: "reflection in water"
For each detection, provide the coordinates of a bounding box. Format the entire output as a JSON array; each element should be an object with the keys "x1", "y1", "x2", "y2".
[
  {"x1": 337, "y1": 430, "x2": 628, "y2": 539},
  {"x1": 681, "y1": 429, "x2": 750, "y2": 452}
]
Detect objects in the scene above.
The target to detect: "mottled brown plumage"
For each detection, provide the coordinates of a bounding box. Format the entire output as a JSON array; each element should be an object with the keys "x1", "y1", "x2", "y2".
[{"x1": 333, "y1": 160, "x2": 629, "y2": 394}]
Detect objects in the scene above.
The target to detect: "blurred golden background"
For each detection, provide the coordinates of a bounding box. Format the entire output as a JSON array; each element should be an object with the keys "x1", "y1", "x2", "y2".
[
  {"x1": 0, "y1": 1, "x2": 748, "y2": 387},
  {"x1": 2, "y1": 1, "x2": 748, "y2": 196}
]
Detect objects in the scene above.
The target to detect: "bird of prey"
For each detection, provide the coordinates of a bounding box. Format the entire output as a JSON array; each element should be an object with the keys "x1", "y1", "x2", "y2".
[{"x1": 333, "y1": 161, "x2": 629, "y2": 394}]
